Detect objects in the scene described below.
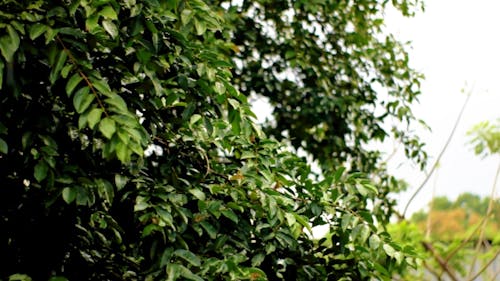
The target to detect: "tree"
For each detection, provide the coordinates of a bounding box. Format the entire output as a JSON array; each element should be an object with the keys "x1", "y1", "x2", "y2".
[
  {"x1": 0, "y1": 0, "x2": 423, "y2": 280},
  {"x1": 410, "y1": 194, "x2": 500, "y2": 240},
  {"x1": 431, "y1": 196, "x2": 453, "y2": 211},
  {"x1": 225, "y1": 0, "x2": 428, "y2": 220},
  {"x1": 227, "y1": 0, "x2": 426, "y2": 169}
]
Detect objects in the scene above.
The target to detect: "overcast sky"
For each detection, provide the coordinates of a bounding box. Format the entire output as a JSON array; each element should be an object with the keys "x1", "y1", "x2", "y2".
[{"x1": 384, "y1": 0, "x2": 500, "y2": 215}]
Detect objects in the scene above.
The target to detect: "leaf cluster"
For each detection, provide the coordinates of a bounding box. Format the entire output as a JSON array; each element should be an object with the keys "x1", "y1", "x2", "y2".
[{"x1": 0, "y1": 0, "x2": 423, "y2": 280}]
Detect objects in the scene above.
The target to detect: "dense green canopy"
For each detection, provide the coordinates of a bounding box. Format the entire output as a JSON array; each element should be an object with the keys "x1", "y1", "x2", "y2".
[{"x1": 0, "y1": 0, "x2": 424, "y2": 280}]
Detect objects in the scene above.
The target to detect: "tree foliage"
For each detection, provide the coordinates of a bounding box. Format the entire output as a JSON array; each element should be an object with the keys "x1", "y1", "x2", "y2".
[
  {"x1": 468, "y1": 118, "x2": 500, "y2": 157},
  {"x1": 410, "y1": 193, "x2": 500, "y2": 240},
  {"x1": 0, "y1": 0, "x2": 424, "y2": 280},
  {"x1": 227, "y1": 0, "x2": 427, "y2": 173}
]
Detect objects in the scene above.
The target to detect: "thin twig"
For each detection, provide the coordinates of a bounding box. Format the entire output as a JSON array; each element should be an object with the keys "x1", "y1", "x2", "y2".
[
  {"x1": 467, "y1": 160, "x2": 500, "y2": 279},
  {"x1": 425, "y1": 168, "x2": 439, "y2": 240},
  {"x1": 403, "y1": 91, "x2": 472, "y2": 217},
  {"x1": 467, "y1": 249, "x2": 500, "y2": 281},
  {"x1": 422, "y1": 241, "x2": 459, "y2": 281},
  {"x1": 56, "y1": 36, "x2": 109, "y2": 117},
  {"x1": 423, "y1": 260, "x2": 443, "y2": 280},
  {"x1": 492, "y1": 266, "x2": 500, "y2": 280}
]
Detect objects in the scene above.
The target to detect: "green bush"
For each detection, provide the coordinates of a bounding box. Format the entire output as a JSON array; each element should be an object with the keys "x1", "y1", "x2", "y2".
[{"x1": 0, "y1": 0, "x2": 424, "y2": 280}]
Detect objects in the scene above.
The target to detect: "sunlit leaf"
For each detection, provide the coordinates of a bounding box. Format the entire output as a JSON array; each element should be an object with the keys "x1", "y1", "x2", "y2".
[
  {"x1": 173, "y1": 249, "x2": 201, "y2": 267},
  {"x1": 66, "y1": 73, "x2": 83, "y2": 97},
  {"x1": 50, "y1": 50, "x2": 68, "y2": 84},
  {"x1": 0, "y1": 25, "x2": 20, "y2": 62},
  {"x1": 99, "y1": 117, "x2": 116, "y2": 139},
  {"x1": 34, "y1": 160, "x2": 49, "y2": 182},
  {"x1": 29, "y1": 23, "x2": 48, "y2": 40},
  {"x1": 62, "y1": 187, "x2": 77, "y2": 204},
  {"x1": 73, "y1": 87, "x2": 95, "y2": 113}
]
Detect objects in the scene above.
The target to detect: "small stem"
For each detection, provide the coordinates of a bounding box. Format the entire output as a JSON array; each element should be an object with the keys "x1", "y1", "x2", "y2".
[
  {"x1": 403, "y1": 91, "x2": 472, "y2": 217},
  {"x1": 467, "y1": 249, "x2": 500, "y2": 281},
  {"x1": 56, "y1": 36, "x2": 109, "y2": 117},
  {"x1": 467, "y1": 159, "x2": 500, "y2": 279},
  {"x1": 422, "y1": 241, "x2": 459, "y2": 281}
]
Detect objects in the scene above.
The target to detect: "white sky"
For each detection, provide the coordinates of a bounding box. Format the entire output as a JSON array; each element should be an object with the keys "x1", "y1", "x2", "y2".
[
  {"x1": 384, "y1": 0, "x2": 500, "y2": 215},
  {"x1": 250, "y1": 0, "x2": 500, "y2": 216}
]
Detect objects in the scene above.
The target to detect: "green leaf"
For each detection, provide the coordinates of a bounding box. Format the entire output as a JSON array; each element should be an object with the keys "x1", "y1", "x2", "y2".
[
  {"x1": 44, "y1": 27, "x2": 59, "y2": 44},
  {"x1": 29, "y1": 23, "x2": 49, "y2": 40},
  {"x1": 99, "y1": 117, "x2": 116, "y2": 139},
  {"x1": 180, "y1": 9, "x2": 194, "y2": 25},
  {"x1": 66, "y1": 73, "x2": 83, "y2": 97},
  {"x1": 34, "y1": 161, "x2": 49, "y2": 182},
  {"x1": 96, "y1": 178, "x2": 114, "y2": 203},
  {"x1": 200, "y1": 221, "x2": 217, "y2": 239},
  {"x1": 189, "y1": 114, "x2": 202, "y2": 125},
  {"x1": 0, "y1": 137, "x2": 7, "y2": 154},
  {"x1": 62, "y1": 187, "x2": 77, "y2": 204},
  {"x1": 251, "y1": 253, "x2": 266, "y2": 267},
  {"x1": 157, "y1": 208, "x2": 175, "y2": 229},
  {"x1": 102, "y1": 20, "x2": 118, "y2": 39},
  {"x1": 117, "y1": 128, "x2": 130, "y2": 144},
  {"x1": 115, "y1": 174, "x2": 128, "y2": 190},
  {"x1": 85, "y1": 14, "x2": 99, "y2": 32},
  {"x1": 173, "y1": 249, "x2": 201, "y2": 267},
  {"x1": 87, "y1": 108, "x2": 103, "y2": 129},
  {"x1": 112, "y1": 114, "x2": 137, "y2": 128},
  {"x1": 179, "y1": 265, "x2": 203, "y2": 281},
  {"x1": 78, "y1": 110, "x2": 88, "y2": 129},
  {"x1": 90, "y1": 77, "x2": 113, "y2": 97},
  {"x1": 221, "y1": 209, "x2": 238, "y2": 223},
  {"x1": 293, "y1": 213, "x2": 312, "y2": 234},
  {"x1": 60, "y1": 64, "x2": 73, "y2": 78},
  {"x1": 240, "y1": 151, "x2": 256, "y2": 159},
  {"x1": 0, "y1": 25, "x2": 20, "y2": 63},
  {"x1": 50, "y1": 51, "x2": 68, "y2": 84},
  {"x1": 229, "y1": 109, "x2": 241, "y2": 135},
  {"x1": 214, "y1": 81, "x2": 226, "y2": 95},
  {"x1": 189, "y1": 188, "x2": 206, "y2": 200},
  {"x1": 285, "y1": 50, "x2": 295, "y2": 59},
  {"x1": 284, "y1": 212, "x2": 296, "y2": 226},
  {"x1": 116, "y1": 141, "x2": 130, "y2": 162},
  {"x1": 228, "y1": 98, "x2": 239, "y2": 109},
  {"x1": 166, "y1": 263, "x2": 181, "y2": 281},
  {"x1": 73, "y1": 87, "x2": 95, "y2": 113},
  {"x1": 333, "y1": 167, "x2": 346, "y2": 183},
  {"x1": 105, "y1": 96, "x2": 128, "y2": 112},
  {"x1": 100, "y1": 6, "x2": 118, "y2": 20},
  {"x1": 160, "y1": 248, "x2": 174, "y2": 268},
  {"x1": 194, "y1": 18, "x2": 206, "y2": 35},
  {"x1": 212, "y1": 60, "x2": 233, "y2": 68},
  {"x1": 362, "y1": 183, "x2": 379, "y2": 195},
  {"x1": 383, "y1": 243, "x2": 396, "y2": 257},
  {"x1": 341, "y1": 213, "x2": 351, "y2": 231},
  {"x1": 8, "y1": 274, "x2": 32, "y2": 281}
]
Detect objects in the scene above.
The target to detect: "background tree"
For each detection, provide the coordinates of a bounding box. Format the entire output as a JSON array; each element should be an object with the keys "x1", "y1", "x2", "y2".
[
  {"x1": 410, "y1": 193, "x2": 500, "y2": 240},
  {"x1": 221, "y1": 0, "x2": 428, "y2": 220},
  {"x1": 0, "y1": 0, "x2": 425, "y2": 280}
]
